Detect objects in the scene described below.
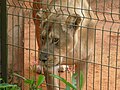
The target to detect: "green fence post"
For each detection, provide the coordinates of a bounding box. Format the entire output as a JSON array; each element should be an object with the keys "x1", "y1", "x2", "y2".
[
  {"x1": 0, "y1": 0, "x2": 8, "y2": 82},
  {"x1": 0, "y1": 0, "x2": 1, "y2": 78}
]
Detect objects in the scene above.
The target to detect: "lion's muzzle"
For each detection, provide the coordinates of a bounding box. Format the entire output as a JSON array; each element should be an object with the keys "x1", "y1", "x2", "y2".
[{"x1": 39, "y1": 50, "x2": 49, "y2": 63}]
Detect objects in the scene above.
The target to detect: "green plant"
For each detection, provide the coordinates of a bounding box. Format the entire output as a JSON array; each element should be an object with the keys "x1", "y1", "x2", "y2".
[
  {"x1": 50, "y1": 71, "x2": 84, "y2": 90},
  {"x1": 0, "y1": 78, "x2": 20, "y2": 90},
  {"x1": 13, "y1": 73, "x2": 45, "y2": 90}
]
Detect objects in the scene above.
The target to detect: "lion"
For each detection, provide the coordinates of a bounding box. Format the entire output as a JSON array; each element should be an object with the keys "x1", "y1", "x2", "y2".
[
  {"x1": 33, "y1": 0, "x2": 69, "y2": 73},
  {"x1": 38, "y1": 0, "x2": 96, "y2": 90}
]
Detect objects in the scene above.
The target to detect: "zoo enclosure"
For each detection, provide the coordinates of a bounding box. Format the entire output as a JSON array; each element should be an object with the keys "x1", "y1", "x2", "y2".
[{"x1": 0, "y1": 0, "x2": 120, "y2": 90}]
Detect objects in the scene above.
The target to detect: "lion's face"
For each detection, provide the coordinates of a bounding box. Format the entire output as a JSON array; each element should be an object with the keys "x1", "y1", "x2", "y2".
[{"x1": 40, "y1": 14, "x2": 81, "y2": 67}]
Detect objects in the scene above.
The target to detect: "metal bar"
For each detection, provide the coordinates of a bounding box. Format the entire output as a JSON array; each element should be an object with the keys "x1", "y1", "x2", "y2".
[
  {"x1": 119, "y1": 0, "x2": 120, "y2": 19},
  {"x1": 0, "y1": 0, "x2": 8, "y2": 82},
  {"x1": 0, "y1": 1, "x2": 1, "y2": 78}
]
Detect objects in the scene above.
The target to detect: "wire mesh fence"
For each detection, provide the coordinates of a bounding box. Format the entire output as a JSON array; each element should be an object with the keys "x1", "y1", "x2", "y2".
[{"x1": 0, "y1": 0, "x2": 120, "y2": 90}]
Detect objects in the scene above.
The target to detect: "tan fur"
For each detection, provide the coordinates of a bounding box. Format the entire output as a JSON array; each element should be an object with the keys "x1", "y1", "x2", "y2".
[{"x1": 39, "y1": 0, "x2": 96, "y2": 90}]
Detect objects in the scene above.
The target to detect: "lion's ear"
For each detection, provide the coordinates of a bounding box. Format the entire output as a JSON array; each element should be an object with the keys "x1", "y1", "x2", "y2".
[
  {"x1": 36, "y1": 9, "x2": 50, "y2": 20},
  {"x1": 66, "y1": 14, "x2": 81, "y2": 30}
]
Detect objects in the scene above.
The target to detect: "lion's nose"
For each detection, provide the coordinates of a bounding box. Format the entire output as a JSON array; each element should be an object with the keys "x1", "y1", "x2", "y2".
[
  {"x1": 42, "y1": 59, "x2": 47, "y2": 63},
  {"x1": 40, "y1": 51, "x2": 48, "y2": 63}
]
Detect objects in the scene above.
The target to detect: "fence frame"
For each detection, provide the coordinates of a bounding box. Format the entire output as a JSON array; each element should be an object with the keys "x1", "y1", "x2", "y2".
[{"x1": 0, "y1": 0, "x2": 8, "y2": 82}]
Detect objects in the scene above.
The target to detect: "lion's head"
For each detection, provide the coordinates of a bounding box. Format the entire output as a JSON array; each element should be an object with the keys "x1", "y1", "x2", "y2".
[{"x1": 39, "y1": 13, "x2": 81, "y2": 67}]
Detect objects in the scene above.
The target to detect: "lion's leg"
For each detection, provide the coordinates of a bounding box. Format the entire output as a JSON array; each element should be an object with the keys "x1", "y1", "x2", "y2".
[
  {"x1": 75, "y1": 61, "x2": 87, "y2": 90},
  {"x1": 43, "y1": 66, "x2": 59, "y2": 90}
]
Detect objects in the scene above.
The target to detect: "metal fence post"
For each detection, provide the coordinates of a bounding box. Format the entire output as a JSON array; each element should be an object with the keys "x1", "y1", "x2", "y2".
[
  {"x1": 0, "y1": 0, "x2": 8, "y2": 82},
  {"x1": 0, "y1": 0, "x2": 1, "y2": 78}
]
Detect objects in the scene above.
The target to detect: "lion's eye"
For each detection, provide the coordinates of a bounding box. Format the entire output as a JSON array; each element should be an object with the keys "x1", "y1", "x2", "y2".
[
  {"x1": 41, "y1": 37, "x2": 45, "y2": 41},
  {"x1": 41, "y1": 36, "x2": 45, "y2": 44},
  {"x1": 67, "y1": 22, "x2": 76, "y2": 29},
  {"x1": 52, "y1": 38, "x2": 59, "y2": 45}
]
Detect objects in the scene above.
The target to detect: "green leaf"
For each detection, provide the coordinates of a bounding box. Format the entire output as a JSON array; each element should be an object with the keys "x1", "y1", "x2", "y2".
[
  {"x1": 65, "y1": 85, "x2": 70, "y2": 90},
  {"x1": 0, "y1": 84, "x2": 18, "y2": 89},
  {"x1": 50, "y1": 74, "x2": 77, "y2": 90},
  {"x1": 0, "y1": 78, "x2": 4, "y2": 83},
  {"x1": 37, "y1": 88, "x2": 42, "y2": 90},
  {"x1": 72, "y1": 73, "x2": 77, "y2": 87},
  {"x1": 79, "y1": 71, "x2": 84, "y2": 89},
  {"x1": 24, "y1": 79, "x2": 34, "y2": 85},
  {"x1": 36, "y1": 75, "x2": 45, "y2": 87},
  {"x1": 0, "y1": 78, "x2": 2, "y2": 81},
  {"x1": 11, "y1": 86, "x2": 17, "y2": 90},
  {"x1": 13, "y1": 73, "x2": 26, "y2": 80}
]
